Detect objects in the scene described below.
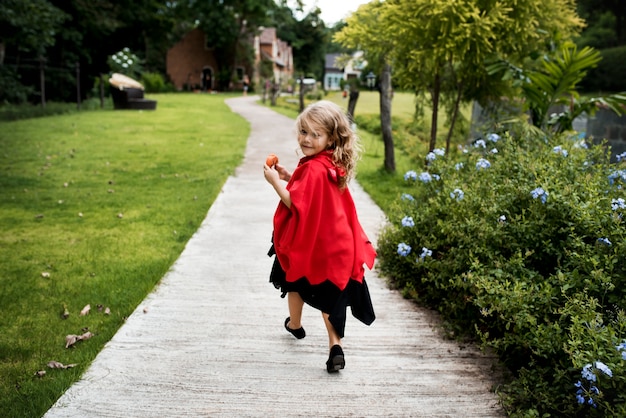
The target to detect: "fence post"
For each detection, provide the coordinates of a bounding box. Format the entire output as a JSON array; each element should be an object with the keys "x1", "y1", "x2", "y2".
[
  {"x1": 39, "y1": 56, "x2": 46, "y2": 108},
  {"x1": 100, "y1": 74, "x2": 105, "y2": 108},
  {"x1": 76, "y1": 62, "x2": 81, "y2": 110}
]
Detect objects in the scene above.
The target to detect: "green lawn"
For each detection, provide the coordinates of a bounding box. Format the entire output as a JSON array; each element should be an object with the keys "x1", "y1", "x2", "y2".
[{"x1": 0, "y1": 93, "x2": 249, "y2": 417}]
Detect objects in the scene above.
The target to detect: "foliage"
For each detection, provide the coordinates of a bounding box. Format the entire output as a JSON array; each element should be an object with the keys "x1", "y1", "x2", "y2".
[
  {"x1": 380, "y1": 0, "x2": 584, "y2": 153},
  {"x1": 0, "y1": 98, "x2": 105, "y2": 122},
  {"x1": 0, "y1": 94, "x2": 249, "y2": 417},
  {"x1": 141, "y1": 72, "x2": 174, "y2": 93},
  {"x1": 376, "y1": 127, "x2": 626, "y2": 415},
  {"x1": 581, "y1": 46, "x2": 626, "y2": 93},
  {"x1": 576, "y1": 0, "x2": 626, "y2": 48},
  {"x1": 488, "y1": 42, "x2": 626, "y2": 133},
  {"x1": 0, "y1": 66, "x2": 34, "y2": 104},
  {"x1": 107, "y1": 47, "x2": 143, "y2": 79},
  {"x1": 0, "y1": 0, "x2": 67, "y2": 57}
]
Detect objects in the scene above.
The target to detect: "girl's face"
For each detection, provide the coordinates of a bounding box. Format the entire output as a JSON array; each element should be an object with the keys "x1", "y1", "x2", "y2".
[{"x1": 298, "y1": 123, "x2": 331, "y2": 157}]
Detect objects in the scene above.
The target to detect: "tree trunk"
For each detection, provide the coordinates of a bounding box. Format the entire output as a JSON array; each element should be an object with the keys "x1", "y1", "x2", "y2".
[
  {"x1": 444, "y1": 85, "x2": 463, "y2": 154},
  {"x1": 299, "y1": 76, "x2": 304, "y2": 113},
  {"x1": 429, "y1": 73, "x2": 441, "y2": 153},
  {"x1": 347, "y1": 86, "x2": 359, "y2": 123},
  {"x1": 0, "y1": 42, "x2": 5, "y2": 66},
  {"x1": 379, "y1": 62, "x2": 395, "y2": 173}
]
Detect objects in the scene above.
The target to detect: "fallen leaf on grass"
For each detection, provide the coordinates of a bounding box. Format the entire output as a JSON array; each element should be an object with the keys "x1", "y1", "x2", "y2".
[
  {"x1": 104, "y1": 307, "x2": 111, "y2": 315},
  {"x1": 34, "y1": 370, "x2": 46, "y2": 378},
  {"x1": 41, "y1": 272, "x2": 50, "y2": 278},
  {"x1": 65, "y1": 331, "x2": 94, "y2": 348},
  {"x1": 117, "y1": 213, "x2": 123, "y2": 218},
  {"x1": 79, "y1": 304, "x2": 90, "y2": 316},
  {"x1": 48, "y1": 361, "x2": 77, "y2": 369},
  {"x1": 61, "y1": 304, "x2": 69, "y2": 319}
]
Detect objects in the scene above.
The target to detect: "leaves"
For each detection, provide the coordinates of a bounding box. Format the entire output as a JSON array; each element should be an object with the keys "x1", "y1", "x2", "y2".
[
  {"x1": 65, "y1": 331, "x2": 94, "y2": 349},
  {"x1": 79, "y1": 304, "x2": 90, "y2": 316},
  {"x1": 47, "y1": 360, "x2": 77, "y2": 369}
]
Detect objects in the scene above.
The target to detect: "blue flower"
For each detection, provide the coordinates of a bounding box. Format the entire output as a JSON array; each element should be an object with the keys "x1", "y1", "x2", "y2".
[
  {"x1": 487, "y1": 133, "x2": 500, "y2": 143},
  {"x1": 450, "y1": 188, "x2": 464, "y2": 201},
  {"x1": 489, "y1": 148, "x2": 498, "y2": 154},
  {"x1": 597, "y1": 237, "x2": 612, "y2": 246},
  {"x1": 595, "y1": 361, "x2": 612, "y2": 377},
  {"x1": 616, "y1": 340, "x2": 626, "y2": 360},
  {"x1": 553, "y1": 145, "x2": 568, "y2": 157},
  {"x1": 575, "y1": 380, "x2": 599, "y2": 408},
  {"x1": 617, "y1": 152, "x2": 626, "y2": 162},
  {"x1": 474, "y1": 139, "x2": 486, "y2": 148},
  {"x1": 611, "y1": 198, "x2": 626, "y2": 211},
  {"x1": 401, "y1": 193, "x2": 415, "y2": 202},
  {"x1": 531, "y1": 188, "x2": 547, "y2": 201},
  {"x1": 433, "y1": 148, "x2": 445, "y2": 156},
  {"x1": 582, "y1": 364, "x2": 596, "y2": 382},
  {"x1": 419, "y1": 172, "x2": 433, "y2": 183},
  {"x1": 608, "y1": 170, "x2": 626, "y2": 185},
  {"x1": 476, "y1": 158, "x2": 491, "y2": 170},
  {"x1": 425, "y1": 152, "x2": 436, "y2": 162},
  {"x1": 455, "y1": 162, "x2": 464, "y2": 170},
  {"x1": 531, "y1": 187, "x2": 548, "y2": 204},
  {"x1": 498, "y1": 215, "x2": 506, "y2": 223},
  {"x1": 417, "y1": 247, "x2": 432, "y2": 261},
  {"x1": 401, "y1": 216, "x2": 415, "y2": 227},
  {"x1": 404, "y1": 170, "x2": 417, "y2": 182},
  {"x1": 397, "y1": 243, "x2": 411, "y2": 257}
]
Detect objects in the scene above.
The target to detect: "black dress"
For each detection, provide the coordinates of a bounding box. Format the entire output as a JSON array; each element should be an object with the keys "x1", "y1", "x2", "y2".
[{"x1": 268, "y1": 245, "x2": 375, "y2": 338}]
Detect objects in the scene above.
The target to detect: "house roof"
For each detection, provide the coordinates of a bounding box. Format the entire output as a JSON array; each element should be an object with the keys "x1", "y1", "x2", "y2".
[{"x1": 325, "y1": 53, "x2": 342, "y2": 71}]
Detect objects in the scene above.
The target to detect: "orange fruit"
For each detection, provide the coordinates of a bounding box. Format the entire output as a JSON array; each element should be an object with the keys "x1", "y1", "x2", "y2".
[{"x1": 266, "y1": 153, "x2": 279, "y2": 167}]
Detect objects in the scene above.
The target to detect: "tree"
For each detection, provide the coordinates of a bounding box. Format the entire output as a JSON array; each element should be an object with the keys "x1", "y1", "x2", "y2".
[
  {"x1": 335, "y1": 1, "x2": 396, "y2": 172},
  {"x1": 0, "y1": 0, "x2": 66, "y2": 64},
  {"x1": 489, "y1": 42, "x2": 626, "y2": 134},
  {"x1": 382, "y1": 0, "x2": 584, "y2": 153}
]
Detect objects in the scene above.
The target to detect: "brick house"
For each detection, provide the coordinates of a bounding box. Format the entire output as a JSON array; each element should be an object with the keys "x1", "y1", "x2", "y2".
[
  {"x1": 166, "y1": 27, "x2": 293, "y2": 92},
  {"x1": 254, "y1": 27, "x2": 294, "y2": 88}
]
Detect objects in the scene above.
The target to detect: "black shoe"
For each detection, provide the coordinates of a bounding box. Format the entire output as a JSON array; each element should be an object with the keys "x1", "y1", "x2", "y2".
[
  {"x1": 326, "y1": 345, "x2": 345, "y2": 373},
  {"x1": 284, "y1": 317, "x2": 305, "y2": 339}
]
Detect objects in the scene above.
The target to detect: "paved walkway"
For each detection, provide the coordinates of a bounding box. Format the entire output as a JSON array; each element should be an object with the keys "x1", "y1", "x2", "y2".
[{"x1": 45, "y1": 97, "x2": 504, "y2": 417}]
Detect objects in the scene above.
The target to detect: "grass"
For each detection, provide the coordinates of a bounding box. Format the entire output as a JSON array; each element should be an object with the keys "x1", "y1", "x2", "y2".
[{"x1": 0, "y1": 93, "x2": 249, "y2": 417}]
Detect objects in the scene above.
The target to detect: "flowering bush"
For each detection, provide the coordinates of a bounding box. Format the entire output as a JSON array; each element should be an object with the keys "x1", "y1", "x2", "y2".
[
  {"x1": 107, "y1": 47, "x2": 143, "y2": 79},
  {"x1": 377, "y1": 131, "x2": 626, "y2": 416}
]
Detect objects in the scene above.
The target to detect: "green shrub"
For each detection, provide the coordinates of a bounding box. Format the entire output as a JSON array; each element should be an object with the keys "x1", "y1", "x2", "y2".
[
  {"x1": 140, "y1": 72, "x2": 174, "y2": 93},
  {"x1": 0, "y1": 66, "x2": 33, "y2": 104},
  {"x1": 377, "y1": 130, "x2": 626, "y2": 416}
]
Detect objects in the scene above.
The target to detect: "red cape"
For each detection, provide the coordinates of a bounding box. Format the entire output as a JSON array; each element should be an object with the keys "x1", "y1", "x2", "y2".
[{"x1": 273, "y1": 152, "x2": 376, "y2": 291}]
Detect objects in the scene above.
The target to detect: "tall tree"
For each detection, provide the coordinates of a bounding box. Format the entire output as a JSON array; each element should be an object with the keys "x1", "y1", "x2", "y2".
[
  {"x1": 383, "y1": 0, "x2": 584, "y2": 152},
  {"x1": 335, "y1": 1, "x2": 396, "y2": 172},
  {"x1": 0, "y1": 0, "x2": 66, "y2": 64}
]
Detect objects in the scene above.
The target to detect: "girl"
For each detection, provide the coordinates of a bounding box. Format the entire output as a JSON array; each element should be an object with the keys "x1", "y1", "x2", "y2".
[{"x1": 263, "y1": 100, "x2": 376, "y2": 373}]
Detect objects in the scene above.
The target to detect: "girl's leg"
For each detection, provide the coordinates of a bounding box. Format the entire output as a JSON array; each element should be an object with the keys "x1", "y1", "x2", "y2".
[
  {"x1": 287, "y1": 292, "x2": 304, "y2": 329},
  {"x1": 323, "y1": 312, "x2": 345, "y2": 372},
  {"x1": 322, "y1": 312, "x2": 341, "y2": 348}
]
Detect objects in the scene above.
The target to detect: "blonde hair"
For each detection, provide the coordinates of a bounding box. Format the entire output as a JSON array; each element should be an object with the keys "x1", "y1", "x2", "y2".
[{"x1": 296, "y1": 100, "x2": 362, "y2": 189}]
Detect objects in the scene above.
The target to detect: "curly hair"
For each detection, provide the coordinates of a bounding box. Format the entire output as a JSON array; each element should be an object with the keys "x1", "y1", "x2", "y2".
[{"x1": 296, "y1": 100, "x2": 362, "y2": 189}]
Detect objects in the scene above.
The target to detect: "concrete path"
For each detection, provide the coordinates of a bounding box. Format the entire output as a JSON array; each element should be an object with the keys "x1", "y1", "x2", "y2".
[{"x1": 45, "y1": 97, "x2": 504, "y2": 417}]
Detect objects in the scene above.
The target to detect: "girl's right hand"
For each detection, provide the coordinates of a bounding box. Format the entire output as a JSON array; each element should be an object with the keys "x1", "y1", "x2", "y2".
[{"x1": 275, "y1": 164, "x2": 291, "y2": 182}]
